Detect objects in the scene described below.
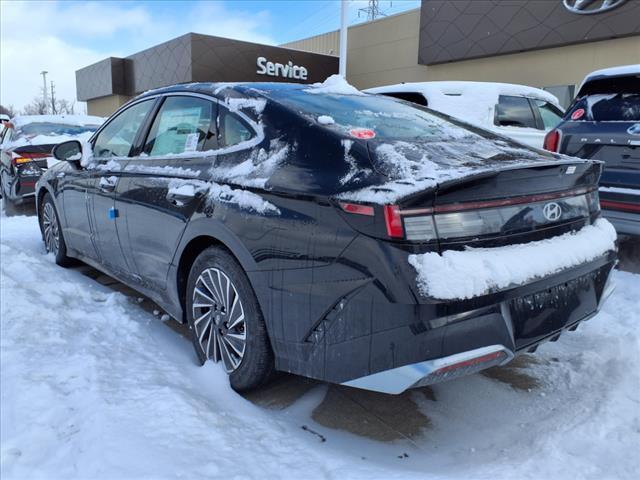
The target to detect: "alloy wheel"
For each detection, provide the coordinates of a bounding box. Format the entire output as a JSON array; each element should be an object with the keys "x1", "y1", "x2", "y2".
[
  {"x1": 42, "y1": 203, "x2": 60, "y2": 255},
  {"x1": 192, "y1": 267, "x2": 247, "y2": 373}
]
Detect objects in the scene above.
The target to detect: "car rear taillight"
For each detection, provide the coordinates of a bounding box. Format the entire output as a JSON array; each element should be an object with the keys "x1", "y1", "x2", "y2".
[
  {"x1": 11, "y1": 152, "x2": 48, "y2": 166},
  {"x1": 543, "y1": 129, "x2": 561, "y2": 152},
  {"x1": 383, "y1": 205, "x2": 404, "y2": 238}
]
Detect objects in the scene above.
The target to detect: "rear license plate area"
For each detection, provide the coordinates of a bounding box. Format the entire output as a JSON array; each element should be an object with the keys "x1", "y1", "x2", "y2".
[{"x1": 509, "y1": 271, "x2": 602, "y2": 350}]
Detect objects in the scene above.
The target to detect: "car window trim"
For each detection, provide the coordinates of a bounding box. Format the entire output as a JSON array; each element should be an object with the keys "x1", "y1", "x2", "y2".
[
  {"x1": 90, "y1": 97, "x2": 159, "y2": 161},
  {"x1": 122, "y1": 91, "x2": 263, "y2": 161}
]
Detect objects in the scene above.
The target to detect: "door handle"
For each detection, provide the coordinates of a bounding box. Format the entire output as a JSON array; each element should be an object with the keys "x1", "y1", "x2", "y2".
[
  {"x1": 166, "y1": 185, "x2": 198, "y2": 206},
  {"x1": 99, "y1": 176, "x2": 117, "y2": 192}
]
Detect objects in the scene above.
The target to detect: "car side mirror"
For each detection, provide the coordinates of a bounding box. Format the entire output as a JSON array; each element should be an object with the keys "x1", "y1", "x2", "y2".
[{"x1": 52, "y1": 140, "x2": 83, "y2": 161}]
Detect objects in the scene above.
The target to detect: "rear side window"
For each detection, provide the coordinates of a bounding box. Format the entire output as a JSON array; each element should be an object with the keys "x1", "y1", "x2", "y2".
[
  {"x1": 94, "y1": 100, "x2": 154, "y2": 158},
  {"x1": 144, "y1": 96, "x2": 216, "y2": 156},
  {"x1": 380, "y1": 92, "x2": 428, "y2": 107},
  {"x1": 218, "y1": 108, "x2": 255, "y2": 147},
  {"x1": 534, "y1": 100, "x2": 563, "y2": 129},
  {"x1": 494, "y1": 95, "x2": 537, "y2": 129}
]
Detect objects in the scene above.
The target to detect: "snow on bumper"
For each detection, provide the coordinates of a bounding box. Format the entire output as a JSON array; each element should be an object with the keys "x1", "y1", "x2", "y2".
[{"x1": 408, "y1": 218, "x2": 617, "y2": 300}]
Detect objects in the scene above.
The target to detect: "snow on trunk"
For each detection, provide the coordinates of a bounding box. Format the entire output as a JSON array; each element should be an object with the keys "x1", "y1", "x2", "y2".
[{"x1": 409, "y1": 218, "x2": 617, "y2": 300}]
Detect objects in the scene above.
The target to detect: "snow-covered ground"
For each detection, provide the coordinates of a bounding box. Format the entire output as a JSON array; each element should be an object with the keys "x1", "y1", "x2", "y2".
[{"x1": 1, "y1": 209, "x2": 639, "y2": 479}]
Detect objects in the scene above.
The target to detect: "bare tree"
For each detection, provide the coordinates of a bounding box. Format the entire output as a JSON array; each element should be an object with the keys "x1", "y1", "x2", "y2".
[
  {"x1": 0, "y1": 104, "x2": 17, "y2": 117},
  {"x1": 56, "y1": 99, "x2": 76, "y2": 115},
  {"x1": 22, "y1": 96, "x2": 48, "y2": 115}
]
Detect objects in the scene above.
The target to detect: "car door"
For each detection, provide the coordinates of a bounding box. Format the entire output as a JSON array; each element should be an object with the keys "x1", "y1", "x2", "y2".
[
  {"x1": 88, "y1": 98, "x2": 158, "y2": 278},
  {"x1": 116, "y1": 94, "x2": 218, "y2": 291},
  {"x1": 493, "y1": 95, "x2": 544, "y2": 148}
]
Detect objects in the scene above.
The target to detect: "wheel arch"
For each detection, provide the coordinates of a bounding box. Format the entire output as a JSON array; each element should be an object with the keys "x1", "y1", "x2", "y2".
[{"x1": 173, "y1": 221, "x2": 260, "y2": 324}]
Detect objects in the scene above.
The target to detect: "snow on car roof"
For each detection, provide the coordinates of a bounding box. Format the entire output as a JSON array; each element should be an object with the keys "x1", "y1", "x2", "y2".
[
  {"x1": 11, "y1": 114, "x2": 105, "y2": 128},
  {"x1": 365, "y1": 81, "x2": 561, "y2": 127},
  {"x1": 579, "y1": 64, "x2": 640, "y2": 89}
]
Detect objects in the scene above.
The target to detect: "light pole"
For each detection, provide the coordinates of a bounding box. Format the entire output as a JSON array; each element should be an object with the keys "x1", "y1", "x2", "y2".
[
  {"x1": 339, "y1": 0, "x2": 348, "y2": 77},
  {"x1": 40, "y1": 71, "x2": 48, "y2": 114}
]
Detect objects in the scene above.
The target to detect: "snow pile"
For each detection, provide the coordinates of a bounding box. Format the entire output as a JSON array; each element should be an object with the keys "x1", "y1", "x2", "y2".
[
  {"x1": 167, "y1": 179, "x2": 280, "y2": 215},
  {"x1": 226, "y1": 98, "x2": 267, "y2": 114},
  {"x1": 305, "y1": 74, "x2": 364, "y2": 96},
  {"x1": 210, "y1": 139, "x2": 291, "y2": 189},
  {"x1": 409, "y1": 218, "x2": 617, "y2": 300},
  {"x1": 365, "y1": 81, "x2": 561, "y2": 127},
  {"x1": 207, "y1": 183, "x2": 280, "y2": 214},
  {"x1": 317, "y1": 115, "x2": 335, "y2": 125}
]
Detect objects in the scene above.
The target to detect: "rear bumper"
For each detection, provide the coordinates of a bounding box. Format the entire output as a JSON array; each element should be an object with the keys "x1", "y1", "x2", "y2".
[
  {"x1": 4, "y1": 172, "x2": 39, "y2": 202},
  {"x1": 342, "y1": 259, "x2": 616, "y2": 394},
  {"x1": 302, "y1": 252, "x2": 616, "y2": 393}
]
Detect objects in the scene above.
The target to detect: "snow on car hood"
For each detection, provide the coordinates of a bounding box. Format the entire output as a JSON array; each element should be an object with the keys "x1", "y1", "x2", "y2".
[{"x1": 409, "y1": 218, "x2": 616, "y2": 300}]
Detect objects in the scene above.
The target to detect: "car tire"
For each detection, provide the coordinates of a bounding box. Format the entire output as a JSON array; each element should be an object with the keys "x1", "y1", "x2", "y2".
[
  {"x1": 39, "y1": 193, "x2": 74, "y2": 267},
  {"x1": 186, "y1": 246, "x2": 275, "y2": 392}
]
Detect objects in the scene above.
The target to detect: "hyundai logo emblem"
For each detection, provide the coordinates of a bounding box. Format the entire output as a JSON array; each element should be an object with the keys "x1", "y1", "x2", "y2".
[
  {"x1": 563, "y1": 0, "x2": 628, "y2": 15},
  {"x1": 543, "y1": 202, "x2": 562, "y2": 222},
  {"x1": 628, "y1": 123, "x2": 640, "y2": 135}
]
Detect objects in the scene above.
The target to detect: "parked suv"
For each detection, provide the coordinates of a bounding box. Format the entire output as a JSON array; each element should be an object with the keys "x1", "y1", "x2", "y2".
[
  {"x1": 37, "y1": 80, "x2": 615, "y2": 394},
  {"x1": 543, "y1": 65, "x2": 640, "y2": 236},
  {"x1": 365, "y1": 81, "x2": 564, "y2": 148}
]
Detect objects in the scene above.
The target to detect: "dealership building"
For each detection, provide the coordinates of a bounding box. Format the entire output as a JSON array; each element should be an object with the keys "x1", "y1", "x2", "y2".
[{"x1": 77, "y1": 0, "x2": 640, "y2": 115}]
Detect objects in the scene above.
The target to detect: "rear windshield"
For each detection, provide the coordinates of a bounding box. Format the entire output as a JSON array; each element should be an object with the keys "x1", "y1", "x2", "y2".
[
  {"x1": 267, "y1": 90, "x2": 477, "y2": 141},
  {"x1": 567, "y1": 76, "x2": 640, "y2": 122},
  {"x1": 16, "y1": 123, "x2": 99, "y2": 138}
]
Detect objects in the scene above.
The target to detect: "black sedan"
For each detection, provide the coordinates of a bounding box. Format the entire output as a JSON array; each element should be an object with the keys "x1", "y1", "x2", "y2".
[
  {"x1": 36, "y1": 81, "x2": 616, "y2": 394},
  {"x1": 0, "y1": 115, "x2": 102, "y2": 210}
]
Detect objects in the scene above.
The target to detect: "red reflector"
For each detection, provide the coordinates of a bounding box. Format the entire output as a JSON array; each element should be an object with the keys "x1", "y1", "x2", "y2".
[
  {"x1": 349, "y1": 128, "x2": 376, "y2": 139},
  {"x1": 339, "y1": 202, "x2": 375, "y2": 216},
  {"x1": 600, "y1": 199, "x2": 640, "y2": 213},
  {"x1": 383, "y1": 205, "x2": 403, "y2": 238},
  {"x1": 437, "y1": 351, "x2": 505, "y2": 374},
  {"x1": 543, "y1": 129, "x2": 560, "y2": 152}
]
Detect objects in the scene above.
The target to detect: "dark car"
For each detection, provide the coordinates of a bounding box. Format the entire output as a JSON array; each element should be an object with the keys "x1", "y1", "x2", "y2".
[
  {"x1": 35, "y1": 82, "x2": 616, "y2": 394},
  {"x1": 0, "y1": 115, "x2": 102, "y2": 210},
  {"x1": 543, "y1": 65, "x2": 640, "y2": 236}
]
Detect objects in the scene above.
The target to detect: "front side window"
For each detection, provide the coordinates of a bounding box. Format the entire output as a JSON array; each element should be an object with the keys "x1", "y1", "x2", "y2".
[
  {"x1": 494, "y1": 95, "x2": 537, "y2": 129},
  {"x1": 93, "y1": 100, "x2": 154, "y2": 158},
  {"x1": 534, "y1": 100, "x2": 563, "y2": 129},
  {"x1": 144, "y1": 96, "x2": 216, "y2": 156},
  {"x1": 218, "y1": 108, "x2": 255, "y2": 147}
]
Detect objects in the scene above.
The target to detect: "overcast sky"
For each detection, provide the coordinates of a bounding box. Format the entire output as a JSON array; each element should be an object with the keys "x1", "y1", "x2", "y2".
[{"x1": 0, "y1": 0, "x2": 419, "y2": 114}]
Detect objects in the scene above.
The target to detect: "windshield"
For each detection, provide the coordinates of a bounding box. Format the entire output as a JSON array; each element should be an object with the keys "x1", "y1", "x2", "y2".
[
  {"x1": 268, "y1": 90, "x2": 478, "y2": 141},
  {"x1": 16, "y1": 123, "x2": 99, "y2": 138}
]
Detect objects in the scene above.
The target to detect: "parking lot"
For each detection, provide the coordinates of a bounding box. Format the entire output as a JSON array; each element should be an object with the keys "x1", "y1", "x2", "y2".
[{"x1": 2, "y1": 203, "x2": 638, "y2": 479}]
